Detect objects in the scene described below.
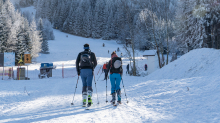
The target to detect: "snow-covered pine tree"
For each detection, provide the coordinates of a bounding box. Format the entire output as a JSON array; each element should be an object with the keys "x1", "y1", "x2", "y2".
[
  {"x1": 175, "y1": 0, "x2": 207, "y2": 52},
  {"x1": 12, "y1": 11, "x2": 32, "y2": 64},
  {"x1": 33, "y1": 0, "x2": 177, "y2": 51},
  {"x1": 82, "y1": 6, "x2": 92, "y2": 38},
  {"x1": 35, "y1": 0, "x2": 43, "y2": 19},
  {"x1": 22, "y1": 10, "x2": 33, "y2": 23},
  {"x1": 57, "y1": 0, "x2": 70, "y2": 30},
  {"x1": 22, "y1": 17, "x2": 32, "y2": 53},
  {"x1": 47, "y1": 0, "x2": 58, "y2": 22},
  {"x1": 29, "y1": 19, "x2": 42, "y2": 58},
  {"x1": 15, "y1": 25, "x2": 27, "y2": 64},
  {"x1": 62, "y1": 0, "x2": 79, "y2": 34},
  {"x1": 81, "y1": 0, "x2": 92, "y2": 38},
  {"x1": 37, "y1": 18, "x2": 49, "y2": 54},
  {"x1": 73, "y1": 4, "x2": 83, "y2": 36},
  {"x1": 103, "y1": 1, "x2": 114, "y2": 40},
  {"x1": 92, "y1": 0, "x2": 106, "y2": 38},
  {"x1": 0, "y1": 1, "x2": 9, "y2": 53},
  {"x1": 1, "y1": 0, "x2": 42, "y2": 64},
  {"x1": 43, "y1": 18, "x2": 54, "y2": 40},
  {"x1": 202, "y1": 0, "x2": 220, "y2": 48}
]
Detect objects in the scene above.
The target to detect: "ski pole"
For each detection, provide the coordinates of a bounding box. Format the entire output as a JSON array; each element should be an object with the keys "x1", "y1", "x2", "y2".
[
  {"x1": 97, "y1": 66, "x2": 102, "y2": 75},
  {"x1": 71, "y1": 76, "x2": 79, "y2": 105},
  {"x1": 93, "y1": 72, "x2": 100, "y2": 104},
  {"x1": 121, "y1": 78, "x2": 129, "y2": 103},
  {"x1": 106, "y1": 79, "x2": 108, "y2": 103},
  {"x1": 97, "y1": 72, "x2": 103, "y2": 81}
]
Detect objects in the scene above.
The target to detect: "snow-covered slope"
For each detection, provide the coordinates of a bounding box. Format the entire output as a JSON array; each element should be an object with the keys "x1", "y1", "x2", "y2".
[
  {"x1": 148, "y1": 48, "x2": 220, "y2": 80},
  {"x1": 0, "y1": 28, "x2": 219, "y2": 123},
  {"x1": 1, "y1": 4, "x2": 220, "y2": 122}
]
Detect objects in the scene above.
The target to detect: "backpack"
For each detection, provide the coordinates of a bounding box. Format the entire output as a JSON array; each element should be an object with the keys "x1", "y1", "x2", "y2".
[
  {"x1": 80, "y1": 51, "x2": 92, "y2": 67},
  {"x1": 110, "y1": 57, "x2": 122, "y2": 73}
]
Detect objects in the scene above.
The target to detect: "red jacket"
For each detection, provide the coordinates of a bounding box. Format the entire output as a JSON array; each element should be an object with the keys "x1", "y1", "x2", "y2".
[{"x1": 103, "y1": 64, "x2": 107, "y2": 69}]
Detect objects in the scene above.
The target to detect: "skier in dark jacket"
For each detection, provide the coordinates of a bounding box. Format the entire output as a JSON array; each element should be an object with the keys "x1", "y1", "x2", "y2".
[
  {"x1": 106, "y1": 51, "x2": 123, "y2": 104},
  {"x1": 126, "y1": 64, "x2": 129, "y2": 74},
  {"x1": 145, "y1": 64, "x2": 147, "y2": 71},
  {"x1": 76, "y1": 43, "x2": 97, "y2": 107}
]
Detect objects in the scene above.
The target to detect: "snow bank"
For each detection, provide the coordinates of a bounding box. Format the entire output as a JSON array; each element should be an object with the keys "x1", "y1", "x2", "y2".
[
  {"x1": 124, "y1": 48, "x2": 220, "y2": 122},
  {"x1": 147, "y1": 48, "x2": 220, "y2": 80}
]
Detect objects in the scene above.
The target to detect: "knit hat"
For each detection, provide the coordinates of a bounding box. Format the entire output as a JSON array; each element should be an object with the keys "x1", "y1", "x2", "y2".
[{"x1": 84, "y1": 43, "x2": 90, "y2": 49}]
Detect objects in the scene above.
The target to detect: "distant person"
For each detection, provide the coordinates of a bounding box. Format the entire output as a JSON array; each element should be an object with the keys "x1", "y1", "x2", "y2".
[
  {"x1": 121, "y1": 53, "x2": 123, "y2": 57},
  {"x1": 108, "y1": 50, "x2": 109, "y2": 54},
  {"x1": 102, "y1": 62, "x2": 108, "y2": 80},
  {"x1": 107, "y1": 51, "x2": 123, "y2": 105},
  {"x1": 117, "y1": 47, "x2": 120, "y2": 52},
  {"x1": 76, "y1": 43, "x2": 97, "y2": 107},
  {"x1": 145, "y1": 64, "x2": 147, "y2": 71},
  {"x1": 103, "y1": 43, "x2": 105, "y2": 47},
  {"x1": 126, "y1": 64, "x2": 129, "y2": 74}
]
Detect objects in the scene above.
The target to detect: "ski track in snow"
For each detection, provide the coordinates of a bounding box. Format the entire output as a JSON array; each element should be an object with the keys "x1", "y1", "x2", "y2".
[{"x1": 1, "y1": 22, "x2": 220, "y2": 122}]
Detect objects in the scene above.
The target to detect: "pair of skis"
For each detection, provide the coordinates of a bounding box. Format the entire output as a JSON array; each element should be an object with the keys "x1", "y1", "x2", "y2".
[
  {"x1": 82, "y1": 103, "x2": 92, "y2": 110},
  {"x1": 83, "y1": 102, "x2": 122, "y2": 110},
  {"x1": 112, "y1": 101, "x2": 122, "y2": 106}
]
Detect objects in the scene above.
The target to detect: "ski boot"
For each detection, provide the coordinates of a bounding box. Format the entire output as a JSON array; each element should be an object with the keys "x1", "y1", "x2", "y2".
[
  {"x1": 111, "y1": 92, "x2": 116, "y2": 105},
  {"x1": 82, "y1": 92, "x2": 87, "y2": 107},
  {"x1": 87, "y1": 90, "x2": 93, "y2": 108},
  {"x1": 116, "y1": 90, "x2": 122, "y2": 104}
]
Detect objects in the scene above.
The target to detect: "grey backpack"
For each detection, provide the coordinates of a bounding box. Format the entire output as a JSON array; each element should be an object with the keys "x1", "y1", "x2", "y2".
[{"x1": 80, "y1": 52, "x2": 92, "y2": 67}]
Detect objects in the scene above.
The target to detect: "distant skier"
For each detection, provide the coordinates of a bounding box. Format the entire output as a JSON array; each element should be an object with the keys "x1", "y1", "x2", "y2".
[
  {"x1": 121, "y1": 53, "x2": 123, "y2": 57},
  {"x1": 145, "y1": 64, "x2": 147, "y2": 71},
  {"x1": 117, "y1": 47, "x2": 120, "y2": 52},
  {"x1": 107, "y1": 51, "x2": 123, "y2": 105},
  {"x1": 76, "y1": 43, "x2": 97, "y2": 107},
  {"x1": 103, "y1": 43, "x2": 105, "y2": 47},
  {"x1": 126, "y1": 64, "x2": 129, "y2": 74},
  {"x1": 102, "y1": 62, "x2": 108, "y2": 80},
  {"x1": 108, "y1": 50, "x2": 109, "y2": 54}
]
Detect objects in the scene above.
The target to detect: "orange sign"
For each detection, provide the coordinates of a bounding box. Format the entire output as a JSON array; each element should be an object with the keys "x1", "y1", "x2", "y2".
[{"x1": 24, "y1": 54, "x2": 31, "y2": 63}]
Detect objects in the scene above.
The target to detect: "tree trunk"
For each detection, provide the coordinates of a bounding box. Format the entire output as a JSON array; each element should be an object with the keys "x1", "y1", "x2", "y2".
[
  {"x1": 150, "y1": 0, "x2": 161, "y2": 68},
  {"x1": 165, "y1": 0, "x2": 169, "y2": 65},
  {"x1": 132, "y1": 38, "x2": 136, "y2": 76}
]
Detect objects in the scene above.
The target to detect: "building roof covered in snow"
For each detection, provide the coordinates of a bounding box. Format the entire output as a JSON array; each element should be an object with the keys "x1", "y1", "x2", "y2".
[{"x1": 143, "y1": 50, "x2": 157, "y2": 57}]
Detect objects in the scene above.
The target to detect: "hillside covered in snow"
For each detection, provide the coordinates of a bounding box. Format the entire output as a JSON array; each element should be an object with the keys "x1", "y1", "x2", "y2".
[
  {"x1": 1, "y1": 0, "x2": 220, "y2": 122},
  {"x1": 0, "y1": 28, "x2": 219, "y2": 122}
]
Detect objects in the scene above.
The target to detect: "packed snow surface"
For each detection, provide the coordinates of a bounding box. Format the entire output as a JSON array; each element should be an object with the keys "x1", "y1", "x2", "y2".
[{"x1": 0, "y1": 31, "x2": 220, "y2": 122}]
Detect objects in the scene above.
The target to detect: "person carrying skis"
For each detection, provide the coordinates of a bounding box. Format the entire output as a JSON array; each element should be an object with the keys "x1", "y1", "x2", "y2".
[
  {"x1": 145, "y1": 64, "x2": 147, "y2": 71},
  {"x1": 126, "y1": 64, "x2": 129, "y2": 74},
  {"x1": 106, "y1": 51, "x2": 123, "y2": 104},
  {"x1": 76, "y1": 43, "x2": 97, "y2": 107},
  {"x1": 102, "y1": 62, "x2": 108, "y2": 80}
]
